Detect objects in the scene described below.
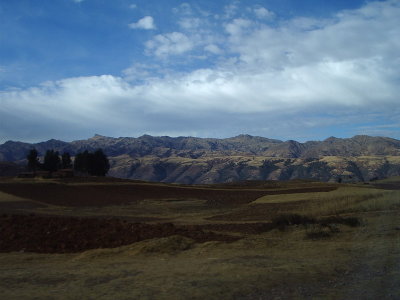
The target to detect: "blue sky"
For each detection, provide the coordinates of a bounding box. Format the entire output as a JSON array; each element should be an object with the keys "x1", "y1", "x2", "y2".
[{"x1": 0, "y1": 0, "x2": 399, "y2": 143}]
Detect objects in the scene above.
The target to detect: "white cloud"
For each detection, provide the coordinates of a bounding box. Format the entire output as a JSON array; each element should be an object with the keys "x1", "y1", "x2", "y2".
[
  {"x1": 160, "y1": 3, "x2": 223, "y2": 62},
  {"x1": 224, "y1": 0, "x2": 400, "y2": 74},
  {"x1": 1, "y1": 0, "x2": 400, "y2": 142},
  {"x1": 252, "y1": 6, "x2": 274, "y2": 20},
  {"x1": 204, "y1": 44, "x2": 222, "y2": 55},
  {"x1": 288, "y1": 17, "x2": 330, "y2": 30},
  {"x1": 225, "y1": 18, "x2": 253, "y2": 37},
  {"x1": 1, "y1": 63, "x2": 398, "y2": 142},
  {"x1": 72, "y1": 0, "x2": 84, "y2": 3},
  {"x1": 122, "y1": 63, "x2": 168, "y2": 82},
  {"x1": 129, "y1": 16, "x2": 156, "y2": 30},
  {"x1": 145, "y1": 32, "x2": 193, "y2": 57},
  {"x1": 223, "y1": 1, "x2": 240, "y2": 19},
  {"x1": 178, "y1": 18, "x2": 202, "y2": 30},
  {"x1": 172, "y1": 3, "x2": 193, "y2": 16}
]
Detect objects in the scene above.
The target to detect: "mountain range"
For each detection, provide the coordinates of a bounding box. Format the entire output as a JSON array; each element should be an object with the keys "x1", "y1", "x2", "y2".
[{"x1": 1, "y1": 134, "x2": 400, "y2": 184}]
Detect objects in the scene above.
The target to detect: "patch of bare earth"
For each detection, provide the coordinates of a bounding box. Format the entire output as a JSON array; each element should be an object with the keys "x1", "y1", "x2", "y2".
[
  {"x1": 0, "y1": 182, "x2": 269, "y2": 207},
  {"x1": 0, "y1": 214, "x2": 239, "y2": 253}
]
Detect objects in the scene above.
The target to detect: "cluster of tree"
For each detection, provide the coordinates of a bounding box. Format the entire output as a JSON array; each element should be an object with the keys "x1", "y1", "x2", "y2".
[
  {"x1": 73, "y1": 149, "x2": 110, "y2": 176},
  {"x1": 27, "y1": 149, "x2": 72, "y2": 172},
  {"x1": 26, "y1": 148, "x2": 109, "y2": 176}
]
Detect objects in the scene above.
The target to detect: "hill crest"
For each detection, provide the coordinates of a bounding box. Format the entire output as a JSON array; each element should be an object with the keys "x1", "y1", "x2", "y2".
[{"x1": 1, "y1": 134, "x2": 400, "y2": 183}]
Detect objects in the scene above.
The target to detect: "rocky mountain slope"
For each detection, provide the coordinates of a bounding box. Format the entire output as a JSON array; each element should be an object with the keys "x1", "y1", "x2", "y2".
[{"x1": 1, "y1": 134, "x2": 400, "y2": 183}]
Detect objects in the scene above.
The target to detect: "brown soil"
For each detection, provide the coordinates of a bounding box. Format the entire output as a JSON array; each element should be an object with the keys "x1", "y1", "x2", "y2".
[
  {"x1": 0, "y1": 180, "x2": 337, "y2": 208},
  {"x1": 0, "y1": 214, "x2": 239, "y2": 254},
  {"x1": 0, "y1": 179, "x2": 338, "y2": 254},
  {"x1": 0, "y1": 182, "x2": 269, "y2": 207}
]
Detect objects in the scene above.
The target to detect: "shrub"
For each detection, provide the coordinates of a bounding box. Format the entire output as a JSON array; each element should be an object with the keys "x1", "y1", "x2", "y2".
[
  {"x1": 306, "y1": 226, "x2": 333, "y2": 240},
  {"x1": 271, "y1": 214, "x2": 361, "y2": 232},
  {"x1": 271, "y1": 214, "x2": 316, "y2": 230},
  {"x1": 320, "y1": 216, "x2": 361, "y2": 227}
]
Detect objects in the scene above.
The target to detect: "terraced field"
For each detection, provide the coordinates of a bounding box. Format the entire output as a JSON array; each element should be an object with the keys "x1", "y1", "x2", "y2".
[{"x1": 0, "y1": 176, "x2": 399, "y2": 299}]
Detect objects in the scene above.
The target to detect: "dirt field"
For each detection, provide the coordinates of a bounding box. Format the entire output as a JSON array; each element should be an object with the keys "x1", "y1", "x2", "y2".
[
  {"x1": 0, "y1": 214, "x2": 242, "y2": 253},
  {"x1": 0, "y1": 179, "x2": 337, "y2": 207},
  {"x1": 0, "y1": 176, "x2": 399, "y2": 299}
]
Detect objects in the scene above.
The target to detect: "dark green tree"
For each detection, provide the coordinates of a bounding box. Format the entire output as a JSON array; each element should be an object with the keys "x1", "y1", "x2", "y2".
[
  {"x1": 73, "y1": 150, "x2": 90, "y2": 173},
  {"x1": 88, "y1": 149, "x2": 110, "y2": 176},
  {"x1": 43, "y1": 150, "x2": 60, "y2": 172},
  {"x1": 73, "y1": 149, "x2": 109, "y2": 176},
  {"x1": 61, "y1": 152, "x2": 72, "y2": 169},
  {"x1": 26, "y1": 148, "x2": 39, "y2": 172}
]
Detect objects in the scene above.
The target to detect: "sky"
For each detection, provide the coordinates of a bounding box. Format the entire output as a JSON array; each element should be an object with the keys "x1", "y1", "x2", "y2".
[{"x1": 0, "y1": 0, "x2": 399, "y2": 143}]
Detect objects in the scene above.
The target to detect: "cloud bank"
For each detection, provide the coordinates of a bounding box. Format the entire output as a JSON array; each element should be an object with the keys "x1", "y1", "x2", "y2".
[{"x1": 1, "y1": 0, "x2": 400, "y2": 142}]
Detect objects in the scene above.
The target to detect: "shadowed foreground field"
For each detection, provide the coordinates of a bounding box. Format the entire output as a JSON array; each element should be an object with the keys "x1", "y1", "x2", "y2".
[{"x1": 0, "y1": 177, "x2": 399, "y2": 299}]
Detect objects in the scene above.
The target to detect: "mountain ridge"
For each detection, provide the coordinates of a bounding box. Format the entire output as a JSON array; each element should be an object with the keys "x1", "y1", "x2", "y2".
[{"x1": 1, "y1": 134, "x2": 400, "y2": 183}]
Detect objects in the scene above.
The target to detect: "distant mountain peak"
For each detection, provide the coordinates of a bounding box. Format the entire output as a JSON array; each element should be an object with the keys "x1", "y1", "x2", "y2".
[
  {"x1": 324, "y1": 136, "x2": 339, "y2": 141},
  {"x1": 90, "y1": 134, "x2": 110, "y2": 140},
  {"x1": 1, "y1": 134, "x2": 400, "y2": 183},
  {"x1": 139, "y1": 134, "x2": 154, "y2": 138},
  {"x1": 234, "y1": 134, "x2": 253, "y2": 138}
]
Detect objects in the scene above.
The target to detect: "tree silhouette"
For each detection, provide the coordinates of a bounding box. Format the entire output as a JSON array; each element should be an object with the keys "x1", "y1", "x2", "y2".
[
  {"x1": 74, "y1": 149, "x2": 109, "y2": 176},
  {"x1": 74, "y1": 150, "x2": 90, "y2": 173},
  {"x1": 26, "y1": 148, "x2": 39, "y2": 172},
  {"x1": 61, "y1": 152, "x2": 72, "y2": 169},
  {"x1": 89, "y1": 149, "x2": 110, "y2": 176},
  {"x1": 43, "y1": 150, "x2": 60, "y2": 172}
]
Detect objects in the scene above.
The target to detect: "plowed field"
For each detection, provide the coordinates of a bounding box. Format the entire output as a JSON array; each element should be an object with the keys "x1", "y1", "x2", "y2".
[{"x1": 0, "y1": 214, "x2": 239, "y2": 253}]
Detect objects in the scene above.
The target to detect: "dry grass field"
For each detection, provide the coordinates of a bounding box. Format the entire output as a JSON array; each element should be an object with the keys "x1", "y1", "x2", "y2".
[{"x1": 0, "y1": 176, "x2": 399, "y2": 299}]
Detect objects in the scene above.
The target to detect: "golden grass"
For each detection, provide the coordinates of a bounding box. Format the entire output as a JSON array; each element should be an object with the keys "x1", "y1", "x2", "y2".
[
  {"x1": 1, "y1": 211, "x2": 399, "y2": 299},
  {"x1": 0, "y1": 191, "x2": 29, "y2": 202},
  {"x1": 253, "y1": 186, "x2": 381, "y2": 204},
  {"x1": 297, "y1": 188, "x2": 400, "y2": 217},
  {"x1": 373, "y1": 176, "x2": 400, "y2": 183},
  {"x1": 0, "y1": 177, "x2": 400, "y2": 298},
  {"x1": 0, "y1": 225, "x2": 355, "y2": 299},
  {"x1": 253, "y1": 184, "x2": 400, "y2": 218}
]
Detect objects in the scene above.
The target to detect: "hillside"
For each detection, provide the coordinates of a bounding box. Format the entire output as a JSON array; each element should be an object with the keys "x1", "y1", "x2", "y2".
[
  {"x1": 0, "y1": 176, "x2": 399, "y2": 299},
  {"x1": 1, "y1": 134, "x2": 400, "y2": 183}
]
